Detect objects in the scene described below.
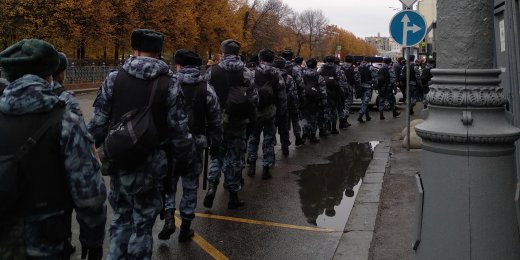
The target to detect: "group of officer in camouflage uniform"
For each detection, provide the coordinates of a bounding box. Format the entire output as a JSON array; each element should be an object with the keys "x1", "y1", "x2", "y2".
[{"x1": 0, "y1": 26, "x2": 415, "y2": 259}]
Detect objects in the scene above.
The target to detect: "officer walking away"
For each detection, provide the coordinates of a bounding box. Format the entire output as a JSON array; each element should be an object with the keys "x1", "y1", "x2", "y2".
[
  {"x1": 376, "y1": 57, "x2": 400, "y2": 120},
  {"x1": 281, "y1": 50, "x2": 305, "y2": 146},
  {"x1": 355, "y1": 57, "x2": 375, "y2": 123},
  {"x1": 339, "y1": 55, "x2": 356, "y2": 128},
  {"x1": 399, "y1": 55, "x2": 422, "y2": 115},
  {"x1": 203, "y1": 39, "x2": 258, "y2": 209},
  {"x1": 301, "y1": 58, "x2": 327, "y2": 143},
  {"x1": 320, "y1": 55, "x2": 348, "y2": 134},
  {"x1": 0, "y1": 39, "x2": 107, "y2": 260},
  {"x1": 393, "y1": 57, "x2": 405, "y2": 102},
  {"x1": 88, "y1": 29, "x2": 194, "y2": 260},
  {"x1": 159, "y1": 50, "x2": 223, "y2": 242},
  {"x1": 51, "y1": 52, "x2": 82, "y2": 116},
  {"x1": 273, "y1": 57, "x2": 301, "y2": 154},
  {"x1": 247, "y1": 49, "x2": 287, "y2": 179},
  {"x1": 421, "y1": 57, "x2": 435, "y2": 109}
]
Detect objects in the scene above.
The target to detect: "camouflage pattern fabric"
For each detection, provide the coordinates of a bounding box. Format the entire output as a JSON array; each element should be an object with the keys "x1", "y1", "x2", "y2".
[
  {"x1": 88, "y1": 56, "x2": 193, "y2": 260},
  {"x1": 0, "y1": 74, "x2": 107, "y2": 258}
]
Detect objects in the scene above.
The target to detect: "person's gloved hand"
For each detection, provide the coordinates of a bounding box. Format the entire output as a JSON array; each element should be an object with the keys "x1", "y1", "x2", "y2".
[{"x1": 81, "y1": 245, "x2": 102, "y2": 260}]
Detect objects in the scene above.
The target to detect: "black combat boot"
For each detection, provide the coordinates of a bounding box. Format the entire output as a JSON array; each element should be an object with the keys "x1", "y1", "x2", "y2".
[
  {"x1": 357, "y1": 114, "x2": 365, "y2": 123},
  {"x1": 262, "y1": 166, "x2": 272, "y2": 180},
  {"x1": 282, "y1": 146, "x2": 289, "y2": 156},
  {"x1": 158, "y1": 209, "x2": 176, "y2": 240},
  {"x1": 295, "y1": 134, "x2": 304, "y2": 146},
  {"x1": 203, "y1": 183, "x2": 217, "y2": 208},
  {"x1": 319, "y1": 128, "x2": 330, "y2": 137},
  {"x1": 247, "y1": 161, "x2": 256, "y2": 177},
  {"x1": 393, "y1": 109, "x2": 401, "y2": 118},
  {"x1": 380, "y1": 111, "x2": 385, "y2": 120},
  {"x1": 178, "y1": 220, "x2": 194, "y2": 243},
  {"x1": 365, "y1": 112, "x2": 372, "y2": 121},
  {"x1": 228, "y1": 191, "x2": 245, "y2": 209}
]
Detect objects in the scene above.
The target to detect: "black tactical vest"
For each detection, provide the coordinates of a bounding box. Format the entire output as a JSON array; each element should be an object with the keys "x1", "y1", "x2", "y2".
[
  {"x1": 0, "y1": 104, "x2": 71, "y2": 216},
  {"x1": 208, "y1": 65, "x2": 244, "y2": 109},
  {"x1": 111, "y1": 70, "x2": 170, "y2": 142}
]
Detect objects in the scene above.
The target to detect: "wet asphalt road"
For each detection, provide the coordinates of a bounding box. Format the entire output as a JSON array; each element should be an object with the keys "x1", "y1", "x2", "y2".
[{"x1": 70, "y1": 91, "x2": 407, "y2": 259}]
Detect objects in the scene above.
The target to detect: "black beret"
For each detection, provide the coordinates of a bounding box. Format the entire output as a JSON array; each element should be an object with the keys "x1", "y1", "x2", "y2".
[
  {"x1": 221, "y1": 39, "x2": 241, "y2": 55},
  {"x1": 345, "y1": 55, "x2": 354, "y2": 63},
  {"x1": 0, "y1": 39, "x2": 59, "y2": 81},
  {"x1": 174, "y1": 49, "x2": 202, "y2": 67},
  {"x1": 131, "y1": 29, "x2": 164, "y2": 53},
  {"x1": 281, "y1": 50, "x2": 294, "y2": 61},
  {"x1": 306, "y1": 58, "x2": 318, "y2": 69},
  {"x1": 324, "y1": 55, "x2": 335, "y2": 63},
  {"x1": 55, "y1": 52, "x2": 69, "y2": 74},
  {"x1": 272, "y1": 57, "x2": 286, "y2": 69},
  {"x1": 258, "y1": 48, "x2": 275, "y2": 63}
]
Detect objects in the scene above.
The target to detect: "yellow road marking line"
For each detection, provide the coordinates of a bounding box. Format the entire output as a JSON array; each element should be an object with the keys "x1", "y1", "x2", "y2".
[
  {"x1": 193, "y1": 212, "x2": 338, "y2": 233},
  {"x1": 174, "y1": 216, "x2": 229, "y2": 260}
]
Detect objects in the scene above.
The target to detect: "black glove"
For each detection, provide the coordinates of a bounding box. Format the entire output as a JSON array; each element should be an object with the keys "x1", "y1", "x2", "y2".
[{"x1": 81, "y1": 245, "x2": 102, "y2": 260}]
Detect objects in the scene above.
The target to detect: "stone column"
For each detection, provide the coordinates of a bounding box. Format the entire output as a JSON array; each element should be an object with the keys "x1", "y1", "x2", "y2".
[{"x1": 414, "y1": 0, "x2": 520, "y2": 259}]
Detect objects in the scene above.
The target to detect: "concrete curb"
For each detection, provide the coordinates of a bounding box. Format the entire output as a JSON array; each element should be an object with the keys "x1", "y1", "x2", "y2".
[{"x1": 333, "y1": 142, "x2": 391, "y2": 260}]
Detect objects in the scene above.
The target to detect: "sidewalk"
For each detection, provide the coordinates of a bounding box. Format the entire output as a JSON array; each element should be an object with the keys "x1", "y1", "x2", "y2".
[{"x1": 333, "y1": 127, "x2": 421, "y2": 260}]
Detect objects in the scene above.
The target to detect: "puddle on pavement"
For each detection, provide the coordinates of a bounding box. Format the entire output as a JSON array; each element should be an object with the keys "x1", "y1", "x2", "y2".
[{"x1": 296, "y1": 141, "x2": 379, "y2": 230}]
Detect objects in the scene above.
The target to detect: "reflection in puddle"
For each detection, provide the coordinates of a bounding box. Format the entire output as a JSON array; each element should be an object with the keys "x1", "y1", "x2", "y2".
[{"x1": 297, "y1": 142, "x2": 376, "y2": 230}]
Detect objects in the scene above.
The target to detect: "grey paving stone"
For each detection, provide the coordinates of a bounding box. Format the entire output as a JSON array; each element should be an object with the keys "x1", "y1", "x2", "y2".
[
  {"x1": 356, "y1": 183, "x2": 383, "y2": 203},
  {"x1": 345, "y1": 203, "x2": 379, "y2": 231},
  {"x1": 363, "y1": 172, "x2": 384, "y2": 184},
  {"x1": 333, "y1": 231, "x2": 373, "y2": 260}
]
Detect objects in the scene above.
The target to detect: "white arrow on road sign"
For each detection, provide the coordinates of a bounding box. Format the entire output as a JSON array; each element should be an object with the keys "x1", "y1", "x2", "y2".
[
  {"x1": 399, "y1": 0, "x2": 418, "y2": 9},
  {"x1": 401, "y1": 14, "x2": 422, "y2": 46}
]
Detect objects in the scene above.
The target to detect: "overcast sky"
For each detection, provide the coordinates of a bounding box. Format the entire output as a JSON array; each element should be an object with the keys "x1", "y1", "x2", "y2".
[{"x1": 282, "y1": 0, "x2": 405, "y2": 38}]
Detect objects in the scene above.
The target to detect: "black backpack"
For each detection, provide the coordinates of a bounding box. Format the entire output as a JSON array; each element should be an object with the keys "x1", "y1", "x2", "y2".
[
  {"x1": 343, "y1": 65, "x2": 356, "y2": 86},
  {"x1": 359, "y1": 65, "x2": 372, "y2": 83},
  {"x1": 103, "y1": 76, "x2": 164, "y2": 169},
  {"x1": 254, "y1": 70, "x2": 277, "y2": 110},
  {"x1": 320, "y1": 66, "x2": 341, "y2": 94},
  {"x1": 0, "y1": 105, "x2": 65, "y2": 220},
  {"x1": 210, "y1": 65, "x2": 254, "y2": 121},
  {"x1": 303, "y1": 75, "x2": 320, "y2": 105},
  {"x1": 377, "y1": 67, "x2": 390, "y2": 91},
  {"x1": 181, "y1": 80, "x2": 208, "y2": 135}
]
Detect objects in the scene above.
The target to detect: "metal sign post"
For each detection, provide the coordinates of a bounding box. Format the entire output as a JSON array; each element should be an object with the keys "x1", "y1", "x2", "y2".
[{"x1": 389, "y1": 10, "x2": 426, "y2": 151}]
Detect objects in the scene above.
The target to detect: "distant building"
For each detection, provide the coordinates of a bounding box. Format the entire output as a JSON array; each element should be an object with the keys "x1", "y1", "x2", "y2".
[{"x1": 365, "y1": 33, "x2": 391, "y2": 52}]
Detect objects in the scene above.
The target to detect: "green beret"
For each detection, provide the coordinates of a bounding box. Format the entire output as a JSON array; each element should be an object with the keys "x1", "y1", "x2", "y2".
[{"x1": 0, "y1": 39, "x2": 59, "y2": 81}]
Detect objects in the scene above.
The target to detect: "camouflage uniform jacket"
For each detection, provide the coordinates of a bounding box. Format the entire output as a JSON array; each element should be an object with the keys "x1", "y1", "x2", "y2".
[
  {"x1": 255, "y1": 63, "x2": 288, "y2": 117},
  {"x1": 0, "y1": 74, "x2": 107, "y2": 256},
  {"x1": 278, "y1": 69, "x2": 300, "y2": 115},
  {"x1": 50, "y1": 81, "x2": 82, "y2": 116},
  {"x1": 320, "y1": 62, "x2": 348, "y2": 95},
  {"x1": 174, "y1": 66, "x2": 223, "y2": 150},
  {"x1": 285, "y1": 61, "x2": 305, "y2": 105},
  {"x1": 400, "y1": 62, "x2": 423, "y2": 88},
  {"x1": 302, "y1": 68, "x2": 328, "y2": 107},
  {"x1": 355, "y1": 62, "x2": 379, "y2": 87},
  {"x1": 206, "y1": 54, "x2": 259, "y2": 131},
  {"x1": 88, "y1": 56, "x2": 194, "y2": 185}
]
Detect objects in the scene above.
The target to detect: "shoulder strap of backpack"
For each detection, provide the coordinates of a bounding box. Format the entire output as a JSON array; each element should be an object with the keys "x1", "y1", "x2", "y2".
[
  {"x1": 15, "y1": 103, "x2": 65, "y2": 160},
  {"x1": 146, "y1": 78, "x2": 160, "y2": 108}
]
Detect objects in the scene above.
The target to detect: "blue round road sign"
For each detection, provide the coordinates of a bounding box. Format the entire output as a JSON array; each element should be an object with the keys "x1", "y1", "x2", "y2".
[{"x1": 389, "y1": 10, "x2": 427, "y2": 47}]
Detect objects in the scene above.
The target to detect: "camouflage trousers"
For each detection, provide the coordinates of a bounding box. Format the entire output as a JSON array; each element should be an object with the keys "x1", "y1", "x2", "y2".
[
  {"x1": 327, "y1": 96, "x2": 344, "y2": 126},
  {"x1": 318, "y1": 105, "x2": 330, "y2": 132},
  {"x1": 208, "y1": 133, "x2": 246, "y2": 192},
  {"x1": 247, "y1": 117, "x2": 277, "y2": 167},
  {"x1": 277, "y1": 113, "x2": 291, "y2": 149},
  {"x1": 163, "y1": 150, "x2": 203, "y2": 221},
  {"x1": 359, "y1": 86, "x2": 373, "y2": 115},
  {"x1": 343, "y1": 85, "x2": 354, "y2": 118},
  {"x1": 289, "y1": 111, "x2": 302, "y2": 137},
  {"x1": 302, "y1": 108, "x2": 319, "y2": 138},
  {"x1": 107, "y1": 178, "x2": 163, "y2": 260}
]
